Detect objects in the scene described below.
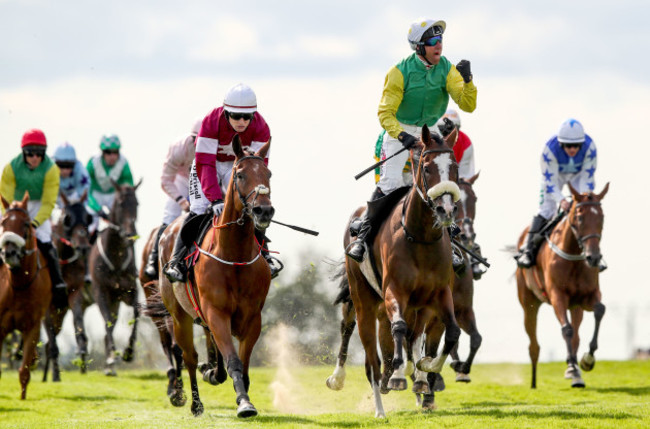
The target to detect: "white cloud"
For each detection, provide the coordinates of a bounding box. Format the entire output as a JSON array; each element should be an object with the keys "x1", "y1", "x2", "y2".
[{"x1": 188, "y1": 17, "x2": 260, "y2": 62}]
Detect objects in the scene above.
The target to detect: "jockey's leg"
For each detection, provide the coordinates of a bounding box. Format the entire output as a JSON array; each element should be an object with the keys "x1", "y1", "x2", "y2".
[
  {"x1": 345, "y1": 187, "x2": 384, "y2": 262},
  {"x1": 515, "y1": 214, "x2": 547, "y2": 268},
  {"x1": 470, "y1": 242, "x2": 487, "y2": 280},
  {"x1": 254, "y1": 229, "x2": 282, "y2": 279},
  {"x1": 37, "y1": 240, "x2": 68, "y2": 310},
  {"x1": 164, "y1": 213, "x2": 196, "y2": 283},
  {"x1": 144, "y1": 223, "x2": 167, "y2": 278}
]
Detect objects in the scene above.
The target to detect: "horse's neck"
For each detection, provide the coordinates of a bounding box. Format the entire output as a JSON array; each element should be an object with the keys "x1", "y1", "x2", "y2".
[
  {"x1": 12, "y1": 243, "x2": 39, "y2": 288},
  {"x1": 403, "y1": 189, "x2": 443, "y2": 242},
  {"x1": 213, "y1": 207, "x2": 257, "y2": 257},
  {"x1": 553, "y1": 217, "x2": 581, "y2": 253}
]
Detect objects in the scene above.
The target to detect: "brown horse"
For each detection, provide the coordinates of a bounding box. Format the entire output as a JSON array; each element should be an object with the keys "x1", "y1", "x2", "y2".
[
  {"x1": 88, "y1": 180, "x2": 141, "y2": 376},
  {"x1": 158, "y1": 136, "x2": 273, "y2": 418},
  {"x1": 0, "y1": 193, "x2": 51, "y2": 399},
  {"x1": 43, "y1": 190, "x2": 93, "y2": 381},
  {"x1": 516, "y1": 182, "x2": 609, "y2": 388},
  {"x1": 345, "y1": 125, "x2": 461, "y2": 417},
  {"x1": 139, "y1": 226, "x2": 221, "y2": 402}
]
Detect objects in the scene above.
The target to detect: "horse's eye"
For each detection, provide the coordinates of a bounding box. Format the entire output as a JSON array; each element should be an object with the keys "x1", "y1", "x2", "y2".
[
  {"x1": 576, "y1": 215, "x2": 584, "y2": 223},
  {"x1": 236, "y1": 173, "x2": 244, "y2": 181}
]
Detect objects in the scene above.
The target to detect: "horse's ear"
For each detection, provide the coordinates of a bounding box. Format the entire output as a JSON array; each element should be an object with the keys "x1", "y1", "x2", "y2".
[
  {"x1": 60, "y1": 191, "x2": 70, "y2": 207},
  {"x1": 255, "y1": 138, "x2": 271, "y2": 159},
  {"x1": 134, "y1": 178, "x2": 143, "y2": 191},
  {"x1": 444, "y1": 127, "x2": 459, "y2": 148},
  {"x1": 467, "y1": 171, "x2": 480, "y2": 185},
  {"x1": 21, "y1": 191, "x2": 30, "y2": 206},
  {"x1": 568, "y1": 182, "x2": 581, "y2": 199},
  {"x1": 110, "y1": 179, "x2": 122, "y2": 194},
  {"x1": 80, "y1": 188, "x2": 88, "y2": 203},
  {"x1": 597, "y1": 182, "x2": 610, "y2": 200},
  {"x1": 232, "y1": 135, "x2": 244, "y2": 159},
  {"x1": 421, "y1": 125, "x2": 431, "y2": 146},
  {"x1": 1, "y1": 195, "x2": 9, "y2": 209}
]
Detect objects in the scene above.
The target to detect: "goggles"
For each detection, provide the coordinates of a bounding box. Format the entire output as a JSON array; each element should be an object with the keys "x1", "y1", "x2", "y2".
[
  {"x1": 56, "y1": 161, "x2": 75, "y2": 169},
  {"x1": 102, "y1": 149, "x2": 119, "y2": 155},
  {"x1": 24, "y1": 149, "x2": 45, "y2": 158},
  {"x1": 561, "y1": 143, "x2": 582, "y2": 149},
  {"x1": 228, "y1": 112, "x2": 253, "y2": 121},
  {"x1": 422, "y1": 35, "x2": 442, "y2": 47}
]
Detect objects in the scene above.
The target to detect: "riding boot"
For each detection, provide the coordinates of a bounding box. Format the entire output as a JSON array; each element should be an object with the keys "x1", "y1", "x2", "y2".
[
  {"x1": 470, "y1": 243, "x2": 487, "y2": 280},
  {"x1": 144, "y1": 223, "x2": 167, "y2": 278},
  {"x1": 37, "y1": 240, "x2": 68, "y2": 310},
  {"x1": 346, "y1": 187, "x2": 385, "y2": 263},
  {"x1": 255, "y1": 229, "x2": 283, "y2": 279},
  {"x1": 164, "y1": 214, "x2": 196, "y2": 283},
  {"x1": 447, "y1": 225, "x2": 466, "y2": 274},
  {"x1": 515, "y1": 214, "x2": 547, "y2": 268}
]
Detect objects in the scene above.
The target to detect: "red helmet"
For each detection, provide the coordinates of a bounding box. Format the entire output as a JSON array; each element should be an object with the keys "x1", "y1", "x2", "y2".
[{"x1": 21, "y1": 129, "x2": 47, "y2": 148}]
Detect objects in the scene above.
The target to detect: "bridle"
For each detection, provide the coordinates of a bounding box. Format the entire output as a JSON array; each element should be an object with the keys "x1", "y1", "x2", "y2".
[
  {"x1": 1, "y1": 207, "x2": 37, "y2": 258},
  {"x1": 217, "y1": 155, "x2": 270, "y2": 228},
  {"x1": 569, "y1": 201, "x2": 603, "y2": 249}
]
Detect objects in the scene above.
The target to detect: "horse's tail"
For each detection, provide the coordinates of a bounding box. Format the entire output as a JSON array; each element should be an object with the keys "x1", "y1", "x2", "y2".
[
  {"x1": 139, "y1": 284, "x2": 171, "y2": 327},
  {"x1": 331, "y1": 260, "x2": 352, "y2": 306}
]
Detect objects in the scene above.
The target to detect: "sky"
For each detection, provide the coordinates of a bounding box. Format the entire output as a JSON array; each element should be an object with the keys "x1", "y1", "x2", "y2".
[{"x1": 1, "y1": 0, "x2": 649, "y2": 364}]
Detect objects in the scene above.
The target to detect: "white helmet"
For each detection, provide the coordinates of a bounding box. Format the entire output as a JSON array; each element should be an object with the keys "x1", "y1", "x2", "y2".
[
  {"x1": 408, "y1": 18, "x2": 446, "y2": 51},
  {"x1": 557, "y1": 119, "x2": 585, "y2": 144},
  {"x1": 223, "y1": 83, "x2": 257, "y2": 113},
  {"x1": 443, "y1": 109, "x2": 461, "y2": 130},
  {"x1": 190, "y1": 118, "x2": 202, "y2": 136}
]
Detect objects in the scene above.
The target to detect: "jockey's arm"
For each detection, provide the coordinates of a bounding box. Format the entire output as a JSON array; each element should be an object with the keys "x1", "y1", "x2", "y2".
[
  {"x1": 0, "y1": 164, "x2": 16, "y2": 214},
  {"x1": 118, "y1": 161, "x2": 134, "y2": 186},
  {"x1": 446, "y1": 66, "x2": 477, "y2": 113},
  {"x1": 378, "y1": 66, "x2": 405, "y2": 139},
  {"x1": 573, "y1": 141, "x2": 598, "y2": 193},
  {"x1": 33, "y1": 164, "x2": 60, "y2": 227}
]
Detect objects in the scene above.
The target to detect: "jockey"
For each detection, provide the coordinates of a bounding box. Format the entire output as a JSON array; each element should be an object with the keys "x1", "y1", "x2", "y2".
[
  {"x1": 85, "y1": 134, "x2": 134, "y2": 238},
  {"x1": 164, "y1": 83, "x2": 282, "y2": 283},
  {"x1": 515, "y1": 118, "x2": 600, "y2": 268},
  {"x1": 436, "y1": 109, "x2": 486, "y2": 279},
  {"x1": 0, "y1": 129, "x2": 68, "y2": 309},
  {"x1": 346, "y1": 18, "x2": 477, "y2": 263},
  {"x1": 143, "y1": 119, "x2": 201, "y2": 278},
  {"x1": 52, "y1": 142, "x2": 90, "y2": 206}
]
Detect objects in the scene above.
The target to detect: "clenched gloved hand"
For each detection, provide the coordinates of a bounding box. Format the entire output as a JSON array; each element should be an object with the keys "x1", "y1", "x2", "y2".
[
  {"x1": 456, "y1": 60, "x2": 473, "y2": 83},
  {"x1": 437, "y1": 117, "x2": 456, "y2": 137},
  {"x1": 210, "y1": 199, "x2": 224, "y2": 217},
  {"x1": 398, "y1": 131, "x2": 417, "y2": 149}
]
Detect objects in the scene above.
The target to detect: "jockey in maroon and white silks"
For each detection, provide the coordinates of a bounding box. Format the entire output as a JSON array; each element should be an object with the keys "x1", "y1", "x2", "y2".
[{"x1": 189, "y1": 106, "x2": 270, "y2": 215}]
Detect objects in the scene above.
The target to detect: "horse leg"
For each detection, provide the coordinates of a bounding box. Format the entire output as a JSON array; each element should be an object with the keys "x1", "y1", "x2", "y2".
[
  {"x1": 70, "y1": 291, "x2": 89, "y2": 373},
  {"x1": 580, "y1": 301, "x2": 606, "y2": 372},
  {"x1": 236, "y1": 315, "x2": 264, "y2": 418},
  {"x1": 357, "y1": 302, "x2": 385, "y2": 418},
  {"x1": 18, "y1": 325, "x2": 40, "y2": 400},
  {"x1": 552, "y1": 297, "x2": 584, "y2": 387},
  {"x1": 383, "y1": 286, "x2": 409, "y2": 381},
  {"x1": 377, "y1": 309, "x2": 401, "y2": 393},
  {"x1": 170, "y1": 311, "x2": 198, "y2": 412},
  {"x1": 518, "y1": 275, "x2": 541, "y2": 388},
  {"x1": 42, "y1": 310, "x2": 61, "y2": 382},
  {"x1": 417, "y1": 287, "x2": 460, "y2": 373},
  {"x1": 121, "y1": 289, "x2": 139, "y2": 363},
  {"x1": 451, "y1": 308, "x2": 482, "y2": 382},
  {"x1": 95, "y1": 290, "x2": 119, "y2": 376},
  {"x1": 202, "y1": 329, "x2": 227, "y2": 386},
  {"x1": 326, "y1": 301, "x2": 356, "y2": 391}
]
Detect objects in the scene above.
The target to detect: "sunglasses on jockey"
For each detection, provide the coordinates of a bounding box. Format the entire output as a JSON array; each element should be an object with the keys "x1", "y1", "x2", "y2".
[
  {"x1": 422, "y1": 35, "x2": 442, "y2": 47},
  {"x1": 24, "y1": 149, "x2": 46, "y2": 158}
]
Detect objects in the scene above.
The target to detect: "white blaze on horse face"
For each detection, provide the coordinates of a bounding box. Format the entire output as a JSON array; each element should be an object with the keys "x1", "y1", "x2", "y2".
[
  {"x1": 591, "y1": 207, "x2": 599, "y2": 215},
  {"x1": 459, "y1": 189, "x2": 468, "y2": 216},
  {"x1": 433, "y1": 153, "x2": 453, "y2": 182}
]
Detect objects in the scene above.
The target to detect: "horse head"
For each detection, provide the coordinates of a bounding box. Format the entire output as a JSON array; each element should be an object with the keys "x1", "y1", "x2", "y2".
[
  {"x1": 0, "y1": 192, "x2": 34, "y2": 270},
  {"x1": 230, "y1": 135, "x2": 274, "y2": 230},
  {"x1": 59, "y1": 189, "x2": 92, "y2": 257},
  {"x1": 568, "y1": 182, "x2": 609, "y2": 268},
  {"x1": 413, "y1": 125, "x2": 460, "y2": 228},
  {"x1": 457, "y1": 172, "x2": 479, "y2": 248},
  {"x1": 109, "y1": 179, "x2": 141, "y2": 240}
]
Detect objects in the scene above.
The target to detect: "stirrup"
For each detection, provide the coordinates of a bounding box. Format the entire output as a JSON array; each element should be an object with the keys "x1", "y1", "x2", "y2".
[
  {"x1": 164, "y1": 261, "x2": 186, "y2": 283},
  {"x1": 345, "y1": 240, "x2": 366, "y2": 263},
  {"x1": 515, "y1": 251, "x2": 534, "y2": 268},
  {"x1": 264, "y1": 255, "x2": 284, "y2": 279},
  {"x1": 144, "y1": 259, "x2": 158, "y2": 278}
]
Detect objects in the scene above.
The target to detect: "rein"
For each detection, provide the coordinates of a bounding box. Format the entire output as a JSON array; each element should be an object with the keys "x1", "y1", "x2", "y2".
[{"x1": 547, "y1": 201, "x2": 602, "y2": 261}]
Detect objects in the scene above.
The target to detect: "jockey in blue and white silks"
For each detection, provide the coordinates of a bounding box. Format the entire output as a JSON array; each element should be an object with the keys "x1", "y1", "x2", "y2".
[{"x1": 52, "y1": 142, "x2": 90, "y2": 207}]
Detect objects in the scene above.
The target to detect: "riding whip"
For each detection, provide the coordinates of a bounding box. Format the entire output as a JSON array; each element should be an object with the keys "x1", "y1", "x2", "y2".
[
  {"x1": 354, "y1": 146, "x2": 409, "y2": 180},
  {"x1": 452, "y1": 238, "x2": 491, "y2": 268},
  {"x1": 271, "y1": 219, "x2": 319, "y2": 236}
]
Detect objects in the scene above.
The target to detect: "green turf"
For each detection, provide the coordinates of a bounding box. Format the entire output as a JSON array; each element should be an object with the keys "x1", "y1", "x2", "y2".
[{"x1": 0, "y1": 361, "x2": 648, "y2": 428}]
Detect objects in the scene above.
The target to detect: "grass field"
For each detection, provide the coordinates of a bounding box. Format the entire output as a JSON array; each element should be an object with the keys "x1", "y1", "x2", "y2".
[{"x1": 0, "y1": 361, "x2": 648, "y2": 428}]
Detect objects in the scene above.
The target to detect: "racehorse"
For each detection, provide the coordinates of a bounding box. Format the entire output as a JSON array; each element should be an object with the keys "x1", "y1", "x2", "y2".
[
  {"x1": 88, "y1": 180, "x2": 141, "y2": 376},
  {"x1": 139, "y1": 226, "x2": 221, "y2": 402},
  {"x1": 43, "y1": 190, "x2": 93, "y2": 381},
  {"x1": 0, "y1": 193, "x2": 51, "y2": 399},
  {"x1": 344, "y1": 125, "x2": 461, "y2": 417},
  {"x1": 516, "y1": 182, "x2": 609, "y2": 388},
  {"x1": 157, "y1": 136, "x2": 273, "y2": 418}
]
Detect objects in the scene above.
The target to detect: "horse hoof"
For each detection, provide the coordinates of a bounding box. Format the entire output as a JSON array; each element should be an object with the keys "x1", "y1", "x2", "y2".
[
  {"x1": 387, "y1": 377, "x2": 408, "y2": 391},
  {"x1": 122, "y1": 347, "x2": 134, "y2": 363},
  {"x1": 326, "y1": 375, "x2": 344, "y2": 391},
  {"x1": 417, "y1": 355, "x2": 446, "y2": 373},
  {"x1": 53, "y1": 374, "x2": 61, "y2": 383},
  {"x1": 580, "y1": 353, "x2": 595, "y2": 372},
  {"x1": 104, "y1": 368, "x2": 117, "y2": 377},
  {"x1": 564, "y1": 365, "x2": 580, "y2": 380},
  {"x1": 203, "y1": 369, "x2": 222, "y2": 386},
  {"x1": 433, "y1": 373, "x2": 446, "y2": 392},
  {"x1": 455, "y1": 373, "x2": 471, "y2": 383},
  {"x1": 169, "y1": 390, "x2": 187, "y2": 407},
  {"x1": 198, "y1": 362, "x2": 211, "y2": 374},
  {"x1": 191, "y1": 400, "x2": 204, "y2": 417},
  {"x1": 571, "y1": 377, "x2": 586, "y2": 388},
  {"x1": 237, "y1": 400, "x2": 258, "y2": 418},
  {"x1": 422, "y1": 397, "x2": 437, "y2": 411},
  {"x1": 412, "y1": 380, "x2": 430, "y2": 394}
]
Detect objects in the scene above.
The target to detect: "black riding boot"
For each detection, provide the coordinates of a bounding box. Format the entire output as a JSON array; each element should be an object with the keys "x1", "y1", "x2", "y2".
[
  {"x1": 37, "y1": 240, "x2": 68, "y2": 309},
  {"x1": 144, "y1": 223, "x2": 167, "y2": 279},
  {"x1": 515, "y1": 215, "x2": 547, "y2": 268},
  {"x1": 255, "y1": 229, "x2": 283, "y2": 279},
  {"x1": 470, "y1": 243, "x2": 487, "y2": 280},
  {"x1": 164, "y1": 214, "x2": 195, "y2": 283},
  {"x1": 346, "y1": 187, "x2": 384, "y2": 262}
]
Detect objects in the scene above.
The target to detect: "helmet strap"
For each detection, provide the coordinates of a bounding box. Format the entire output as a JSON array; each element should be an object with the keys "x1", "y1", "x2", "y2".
[{"x1": 416, "y1": 44, "x2": 433, "y2": 65}]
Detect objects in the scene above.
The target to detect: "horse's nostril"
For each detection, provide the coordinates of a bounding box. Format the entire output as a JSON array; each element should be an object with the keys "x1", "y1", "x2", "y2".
[{"x1": 435, "y1": 206, "x2": 446, "y2": 216}]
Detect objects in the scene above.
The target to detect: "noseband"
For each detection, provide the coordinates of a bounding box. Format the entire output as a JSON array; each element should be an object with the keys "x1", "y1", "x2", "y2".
[{"x1": 415, "y1": 148, "x2": 455, "y2": 210}]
